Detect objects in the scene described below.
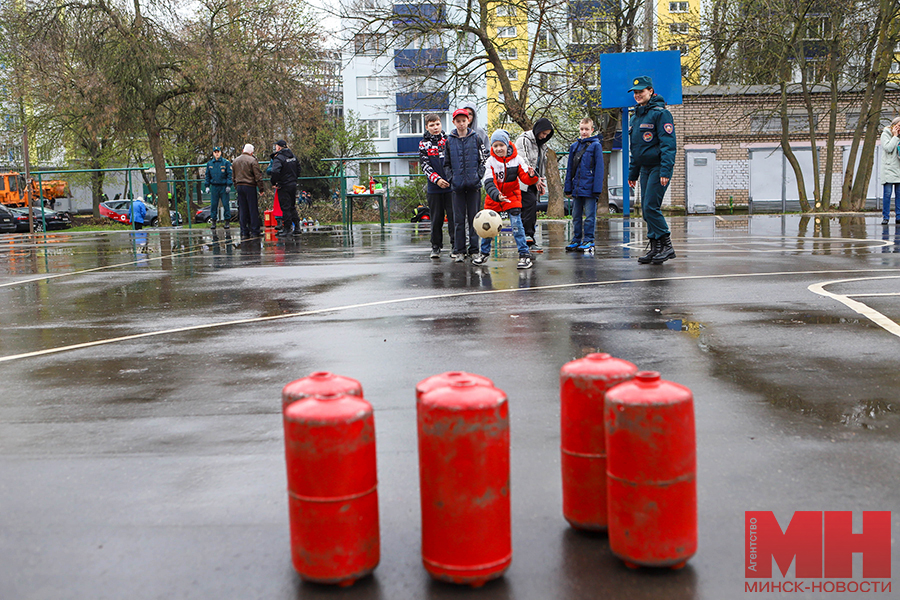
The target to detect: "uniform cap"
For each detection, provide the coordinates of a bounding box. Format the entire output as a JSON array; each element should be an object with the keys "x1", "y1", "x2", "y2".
[
  {"x1": 275, "y1": 139, "x2": 288, "y2": 148},
  {"x1": 627, "y1": 76, "x2": 654, "y2": 92},
  {"x1": 213, "y1": 146, "x2": 221, "y2": 152}
]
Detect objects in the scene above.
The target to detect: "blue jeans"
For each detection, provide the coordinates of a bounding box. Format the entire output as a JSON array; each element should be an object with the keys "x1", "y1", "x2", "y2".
[
  {"x1": 210, "y1": 185, "x2": 232, "y2": 221},
  {"x1": 883, "y1": 183, "x2": 900, "y2": 220},
  {"x1": 571, "y1": 196, "x2": 597, "y2": 244},
  {"x1": 480, "y1": 210, "x2": 530, "y2": 256}
]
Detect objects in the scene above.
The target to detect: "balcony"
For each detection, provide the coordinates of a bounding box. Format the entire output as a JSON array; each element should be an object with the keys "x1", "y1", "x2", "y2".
[
  {"x1": 396, "y1": 91, "x2": 449, "y2": 112},
  {"x1": 394, "y1": 48, "x2": 448, "y2": 70},
  {"x1": 392, "y1": 3, "x2": 446, "y2": 26}
]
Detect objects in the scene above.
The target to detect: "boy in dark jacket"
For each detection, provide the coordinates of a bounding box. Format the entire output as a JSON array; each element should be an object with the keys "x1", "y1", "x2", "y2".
[
  {"x1": 444, "y1": 108, "x2": 488, "y2": 262},
  {"x1": 563, "y1": 117, "x2": 604, "y2": 252},
  {"x1": 419, "y1": 113, "x2": 454, "y2": 258}
]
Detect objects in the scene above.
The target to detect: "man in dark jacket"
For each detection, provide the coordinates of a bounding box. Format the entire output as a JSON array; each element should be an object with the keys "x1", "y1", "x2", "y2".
[
  {"x1": 515, "y1": 118, "x2": 554, "y2": 252},
  {"x1": 270, "y1": 139, "x2": 300, "y2": 238},
  {"x1": 419, "y1": 113, "x2": 454, "y2": 258},
  {"x1": 444, "y1": 108, "x2": 488, "y2": 262},
  {"x1": 204, "y1": 146, "x2": 233, "y2": 229},
  {"x1": 627, "y1": 76, "x2": 677, "y2": 264}
]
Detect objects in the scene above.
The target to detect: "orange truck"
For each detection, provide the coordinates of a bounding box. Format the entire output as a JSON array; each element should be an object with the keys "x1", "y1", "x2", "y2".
[{"x1": 0, "y1": 172, "x2": 68, "y2": 208}]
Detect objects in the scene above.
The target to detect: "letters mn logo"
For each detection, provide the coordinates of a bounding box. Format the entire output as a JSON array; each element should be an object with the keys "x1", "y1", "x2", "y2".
[{"x1": 745, "y1": 511, "x2": 891, "y2": 578}]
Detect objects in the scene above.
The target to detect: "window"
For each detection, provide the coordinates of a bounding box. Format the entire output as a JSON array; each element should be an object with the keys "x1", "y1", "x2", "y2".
[
  {"x1": 398, "y1": 112, "x2": 449, "y2": 135},
  {"x1": 750, "y1": 114, "x2": 810, "y2": 133},
  {"x1": 408, "y1": 161, "x2": 422, "y2": 175},
  {"x1": 669, "y1": 23, "x2": 688, "y2": 35},
  {"x1": 803, "y1": 15, "x2": 831, "y2": 40},
  {"x1": 669, "y1": 44, "x2": 689, "y2": 56},
  {"x1": 540, "y1": 71, "x2": 562, "y2": 90},
  {"x1": 357, "y1": 77, "x2": 389, "y2": 98},
  {"x1": 570, "y1": 63, "x2": 600, "y2": 88},
  {"x1": 571, "y1": 19, "x2": 613, "y2": 44},
  {"x1": 846, "y1": 112, "x2": 861, "y2": 131},
  {"x1": 354, "y1": 33, "x2": 386, "y2": 54},
  {"x1": 669, "y1": 1, "x2": 688, "y2": 12},
  {"x1": 360, "y1": 162, "x2": 390, "y2": 182},
  {"x1": 361, "y1": 119, "x2": 390, "y2": 139},
  {"x1": 506, "y1": 69, "x2": 518, "y2": 81},
  {"x1": 498, "y1": 47, "x2": 518, "y2": 60},
  {"x1": 496, "y1": 5, "x2": 516, "y2": 17},
  {"x1": 536, "y1": 28, "x2": 556, "y2": 50},
  {"x1": 497, "y1": 26, "x2": 517, "y2": 38}
]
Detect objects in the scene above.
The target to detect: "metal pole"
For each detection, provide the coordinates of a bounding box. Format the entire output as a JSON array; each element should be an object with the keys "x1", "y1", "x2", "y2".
[
  {"x1": 622, "y1": 107, "x2": 631, "y2": 217},
  {"x1": 37, "y1": 172, "x2": 47, "y2": 232}
]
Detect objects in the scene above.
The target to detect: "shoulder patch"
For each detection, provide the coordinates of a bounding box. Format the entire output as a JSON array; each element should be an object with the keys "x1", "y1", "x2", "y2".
[{"x1": 664, "y1": 123, "x2": 674, "y2": 134}]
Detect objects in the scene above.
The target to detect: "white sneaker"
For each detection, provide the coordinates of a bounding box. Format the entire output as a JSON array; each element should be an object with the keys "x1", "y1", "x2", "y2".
[
  {"x1": 517, "y1": 255, "x2": 533, "y2": 270},
  {"x1": 472, "y1": 253, "x2": 489, "y2": 266}
]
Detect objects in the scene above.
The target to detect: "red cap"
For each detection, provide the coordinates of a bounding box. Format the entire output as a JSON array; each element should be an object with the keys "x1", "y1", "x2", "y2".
[{"x1": 452, "y1": 108, "x2": 470, "y2": 120}]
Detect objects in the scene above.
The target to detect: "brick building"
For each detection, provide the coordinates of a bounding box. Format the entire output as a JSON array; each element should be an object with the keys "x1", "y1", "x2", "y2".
[{"x1": 663, "y1": 84, "x2": 900, "y2": 212}]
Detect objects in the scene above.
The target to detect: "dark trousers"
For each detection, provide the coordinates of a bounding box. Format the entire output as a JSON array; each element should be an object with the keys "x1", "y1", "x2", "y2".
[
  {"x1": 428, "y1": 192, "x2": 454, "y2": 250},
  {"x1": 639, "y1": 164, "x2": 670, "y2": 238},
  {"x1": 210, "y1": 185, "x2": 231, "y2": 222},
  {"x1": 277, "y1": 184, "x2": 300, "y2": 230},
  {"x1": 236, "y1": 185, "x2": 261, "y2": 236},
  {"x1": 452, "y1": 187, "x2": 481, "y2": 254},
  {"x1": 134, "y1": 222, "x2": 143, "y2": 230},
  {"x1": 521, "y1": 185, "x2": 539, "y2": 239}
]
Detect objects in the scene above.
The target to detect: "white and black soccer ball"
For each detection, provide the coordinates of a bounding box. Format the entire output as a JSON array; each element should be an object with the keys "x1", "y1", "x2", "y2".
[{"x1": 473, "y1": 209, "x2": 503, "y2": 238}]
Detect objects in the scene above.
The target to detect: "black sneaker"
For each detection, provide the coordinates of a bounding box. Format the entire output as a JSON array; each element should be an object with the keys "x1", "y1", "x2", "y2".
[
  {"x1": 209, "y1": 221, "x2": 217, "y2": 229},
  {"x1": 276, "y1": 227, "x2": 292, "y2": 238},
  {"x1": 223, "y1": 222, "x2": 230, "y2": 230},
  {"x1": 291, "y1": 227, "x2": 302, "y2": 237},
  {"x1": 430, "y1": 248, "x2": 440, "y2": 259},
  {"x1": 472, "y1": 253, "x2": 489, "y2": 266},
  {"x1": 883, "y1": 218, "x2": 889, "y2": 225},
  {"x1": 517, "y1": 255, "x2": 533, "y2": 270}
]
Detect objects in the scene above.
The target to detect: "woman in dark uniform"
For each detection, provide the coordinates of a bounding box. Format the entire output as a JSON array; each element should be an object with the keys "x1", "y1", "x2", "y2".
[{"x1": 627, "y1": 76, "x2": 677, "y2": 264}]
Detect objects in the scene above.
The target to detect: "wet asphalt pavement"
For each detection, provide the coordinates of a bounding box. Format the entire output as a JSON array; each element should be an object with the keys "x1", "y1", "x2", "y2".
[{"x1": 0, "y1": 214, "x2": 898, "y2": 600}]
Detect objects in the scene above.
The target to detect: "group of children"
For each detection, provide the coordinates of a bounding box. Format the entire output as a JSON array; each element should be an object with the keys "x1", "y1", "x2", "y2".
[{"x1": 418, "y1": 109, "x2": 604, "y2": 271}]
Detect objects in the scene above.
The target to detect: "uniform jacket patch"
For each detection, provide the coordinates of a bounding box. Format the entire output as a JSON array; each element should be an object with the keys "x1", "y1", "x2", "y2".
[
  {"x1": 640, "y1": 123, "x2": 655, "y2": 129},
  {"x1": 643, "y1": 132, "x2": 654, "y2": 142},
  {"x1": 664, "y1": 123, "x2": 674, "y2": 134}
]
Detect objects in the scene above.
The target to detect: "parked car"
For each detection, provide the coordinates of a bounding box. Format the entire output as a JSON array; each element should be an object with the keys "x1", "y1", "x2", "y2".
[
  {"x1": 0, "y1": 204, "x2": 17, "y2": 233},
  {"x1": 536, "y1": 195, "x2": 573, "y2": 216},
  {"x1": 194, "y1": 201, "x2": 239, "y2": 224},
  {"x1": 9, "y1": 207, "x2": 73, "y2": 232},
  {"x1": 607, "y1": 186, "x2": 630, "y2": 213},
  {"x1": 99, "y1": 200, "x2": 182, "y2": 227}
]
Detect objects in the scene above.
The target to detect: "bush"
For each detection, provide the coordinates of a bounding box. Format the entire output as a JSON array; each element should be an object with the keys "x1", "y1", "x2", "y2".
[{"x1": 389, "y1": 180, "x2": 428, "y2": 218}]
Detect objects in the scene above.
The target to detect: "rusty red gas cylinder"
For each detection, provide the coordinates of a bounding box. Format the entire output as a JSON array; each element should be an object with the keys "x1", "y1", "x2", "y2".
[
  {"x1": 560, "y1": 353, "x2": 638, "y2": 531},
  {"x1": 282, "y1": 391, "x2": 379, "y2": 586},
  {"x1": 415, "y1": 371, "x2": 495, "y2": 401},
  {"x1": 281, "y1": 371, "x2": 362, "y2": 408},
  {"x1": 417, "y1": 379, "x2": 510, "y2": 586},
  {"x1": 604, "y1": 371, "x2": 697, "y2": 569}
]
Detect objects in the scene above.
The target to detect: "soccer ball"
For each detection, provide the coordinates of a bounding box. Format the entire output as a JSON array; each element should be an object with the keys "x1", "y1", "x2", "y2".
[{"x1": 473, "y1": 209, "x2": 503, "y2": 238}]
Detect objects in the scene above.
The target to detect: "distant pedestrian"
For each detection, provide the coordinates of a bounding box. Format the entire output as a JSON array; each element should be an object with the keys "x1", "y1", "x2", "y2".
[
  {"x1": 472, "y1": 129, "x2": 539, "y2": 270},
  {"x1": 515, "y1": 118, "x2": 555, "y2": 252},
  {"x1": 205, "y1": 146, "x2": 233, "y2": 229},
  {"x1": 880, "y1": 117, "x2": 900, "y2": 225},
  {"x1": 564, "y1": 117, "x2": 604, "y2": 252},
  {"x1": 232, "y1": 144, "x2": 265, "y2": 237},
  {"x1": 444, "y1": 108, "x2": 488, "y2": 262},
  {"x1": 628, "y1": 75, "x2": 677, "y2": 264},
  {"x1": 419, "y1": 113, "x2": 454, "y2": 258},
  {"x1": 270, "y1": 139, "x2": 301, "y2": 238},
  {"x1": 129, "y1": 196, "x2": 147, "y2": 230}
]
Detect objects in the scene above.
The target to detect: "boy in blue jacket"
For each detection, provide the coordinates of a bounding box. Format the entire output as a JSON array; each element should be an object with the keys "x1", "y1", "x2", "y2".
[
  {"x1": 563, "y1": 117, "x2": 604, "y2": 252},
  {"x1": 419, "y1": 113, "x2": 454, "y2": 258},
  {"x1": 444, "y1": 108, "x2": 488, "y2": 262}
]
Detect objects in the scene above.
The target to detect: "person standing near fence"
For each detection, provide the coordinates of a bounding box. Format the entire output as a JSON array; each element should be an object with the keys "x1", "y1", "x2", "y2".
[
  {"x1": 205, "y1": 146, "x2": 233, "y2": 229},
  {"x1": 270, "y1": 139, "x2": 301, "y2": 238},
  {"x1": 880, "y1": 117, "x2": 900, "y2": 225},
  {"x1": 232, "y1": 144, "x2": 265, "y2": 238},
  {"x1": 419, "y1": 113, "x2": 454, "y2": 259},
  {"x1": 628, "y1": 76, "x2": 677, "y2": 264}
]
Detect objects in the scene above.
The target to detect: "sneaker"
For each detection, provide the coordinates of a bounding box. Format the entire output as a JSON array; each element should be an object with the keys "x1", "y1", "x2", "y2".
[
  {"x1": 209, "y1": 221, "x2": 217, "y2": 229},
  {"x1": 565, "y1": 241, "x2": 580, "y2": 252},
  {"x1": 883, "y1": 218, "x2": 890, "y2": 225},
  {"x1": 454, "y1": 253, "x2": 465, "y2": 263},
  {"x1": 449, "y1": 251, "x2": 462, "y2": 260},
  {"x1": 291, "y1": 227, "x2": 302, "y2": 237},
  {"x1": 517, "y1": 255, "x2": 533, "y2": 270},
  {"x1": 530, "y1": 242, "x2": 544, "y2": 253},
  {"x1": 223, "y1": 222, "x2": 230, "y2": 230},
  {"x1": 578, "y1": 242, "x2": 594, "y2": 252},
  {"x1": 430, "y1": 248, "x2": 440, "y2": 259},
  {"x1": 472, "y1": 253, "x2": 489, "y2": 266},
  {"x1": 525, "y1": 236, "x2": 535, "y2": 245},
  {"x1": 276, "y1": 227, "x2": 292, "y2": 238}
]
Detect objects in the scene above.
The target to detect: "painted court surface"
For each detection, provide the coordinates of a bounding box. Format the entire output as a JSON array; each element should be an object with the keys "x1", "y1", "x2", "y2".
[{"x1": 0, "y1": 214, "x2": 898, "y2": 599}]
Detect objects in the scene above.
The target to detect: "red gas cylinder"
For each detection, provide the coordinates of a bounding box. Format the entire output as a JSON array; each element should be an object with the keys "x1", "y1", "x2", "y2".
[
  {"x1": 282, "y1": 371, "x2": 362, "y2": 408},
  {"x1": 417, "y1": 379, "x2": 510, "y2": 586},
  {"x1": 604, "y1": 371, "x2": 697, "y2": 569},
  {"x1": 415, "y1": 371, "x2": 495, "y2": 401},
  {"x1": 282, "y1": 392, "x2": 379, "y2": 585},
  {"x1": 560, "y1": 353, "x2": 638, "y2": 530}
]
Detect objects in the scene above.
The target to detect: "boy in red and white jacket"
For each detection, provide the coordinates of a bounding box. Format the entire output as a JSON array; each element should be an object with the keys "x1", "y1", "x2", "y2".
[{"x1": 473, "y1": 130, "x2": 539, "y2": 270}]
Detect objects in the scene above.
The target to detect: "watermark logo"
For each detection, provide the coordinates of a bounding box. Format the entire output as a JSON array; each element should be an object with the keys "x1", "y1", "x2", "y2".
[{"x1": 745, "y1": 511, "x2": 891, "y2": 593}]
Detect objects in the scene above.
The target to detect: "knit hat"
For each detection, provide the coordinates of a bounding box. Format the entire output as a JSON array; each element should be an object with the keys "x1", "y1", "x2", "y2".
[
  {"x1": 490, "y1": 129, "x2": 511, "y2": 147},
  {"x1": 242, "y1": 143, "x2": 254, "y2": 154}
]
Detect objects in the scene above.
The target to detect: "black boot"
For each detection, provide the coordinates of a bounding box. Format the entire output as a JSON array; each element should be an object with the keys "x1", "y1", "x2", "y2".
[
  {"x1": 651, "y1": 233, "x2": 676, "y2": 264},
  {"x1": 638, "y1": 237, "x2": 660, "y2": 264}
]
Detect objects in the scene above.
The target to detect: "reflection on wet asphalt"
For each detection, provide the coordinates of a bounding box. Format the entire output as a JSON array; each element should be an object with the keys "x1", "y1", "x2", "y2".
[{"x1": 0, "y1": 215, "x2": 898, "y2": 599}]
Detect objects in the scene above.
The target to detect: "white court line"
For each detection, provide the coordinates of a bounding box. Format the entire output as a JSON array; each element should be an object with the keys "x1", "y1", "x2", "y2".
[
  {"x1": 621, "y1": 236, "x2": 891, "y2": 253},
  {"x1": 2, "y1": 267, "x2": 899, "y2": 364},
  {"x1": 808, "y1": 276, "x2": 900, "y2": 338},
  {"x1": 0, "y1": 233, "x2": 259, "y2": 289}
]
